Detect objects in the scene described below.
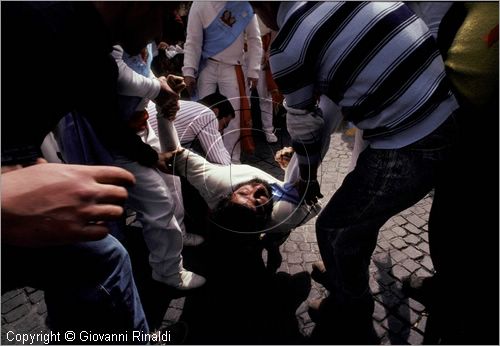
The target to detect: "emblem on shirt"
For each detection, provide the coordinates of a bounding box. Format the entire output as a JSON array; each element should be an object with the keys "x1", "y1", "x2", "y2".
[{"x1": 221, "y1": 10, "x2": 236, "y2": 27}]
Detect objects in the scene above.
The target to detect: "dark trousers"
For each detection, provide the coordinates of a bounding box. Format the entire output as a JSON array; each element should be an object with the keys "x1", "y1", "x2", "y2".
[
  {"x1": 316, "y1": 115, "x2": 457, "y2": 307},
  {"x1": 2, "y1": 235, "x2": 149, "y2": 339}
]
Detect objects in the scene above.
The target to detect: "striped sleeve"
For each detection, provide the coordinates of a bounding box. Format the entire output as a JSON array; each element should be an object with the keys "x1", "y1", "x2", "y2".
[
  {"x1": 174, "y1": 101, "x2": 231, "y2": 165},
  {"x1": 271, "y1": 2, "x2": 458, "y2": 149}
]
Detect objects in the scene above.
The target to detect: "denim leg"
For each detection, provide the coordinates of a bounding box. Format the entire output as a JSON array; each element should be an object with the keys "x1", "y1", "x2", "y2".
[
  {"x1": 316, "y1": 145, "x2": 439, "y2": 304},
  {"x1": 3, "y1": 235, "x2": 149, "y2": 336}
]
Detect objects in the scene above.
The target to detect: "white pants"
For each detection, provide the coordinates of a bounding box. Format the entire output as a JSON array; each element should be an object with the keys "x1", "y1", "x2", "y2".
[
  {"x1": 114, "y1": 156, "x2": 183, "y2": 282},
  {"x1": 197, "y1": 59, "x2": 243, "y2": 163},
  {"x1": 256, "y1": 67, "x2": 274, "y2": 134}
]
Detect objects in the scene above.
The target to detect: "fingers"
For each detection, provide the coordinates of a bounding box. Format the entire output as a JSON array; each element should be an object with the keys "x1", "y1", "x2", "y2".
[
  {"x1": 81, "y1": 205, "x2": 125, "y2": 220},
  {"x1": 93, "y1": 184, "x2": 129, "y2": 204},
  {"x1": 79, "y1": 224, "x2": 110, "y2": 242},
  {"x1": 87, "y1": 166, "x2": 136, "y2": 186}
]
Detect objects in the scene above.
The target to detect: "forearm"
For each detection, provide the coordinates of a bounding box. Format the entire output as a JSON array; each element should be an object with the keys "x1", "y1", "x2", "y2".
[{"x1": 113, "y1": 46, "x2": 161, "y2": 99}]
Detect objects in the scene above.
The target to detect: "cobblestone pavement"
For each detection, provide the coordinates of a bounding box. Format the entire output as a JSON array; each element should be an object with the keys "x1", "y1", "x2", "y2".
[{"x1": 2, "y1": 127, "x2": 435, "y2": 345}]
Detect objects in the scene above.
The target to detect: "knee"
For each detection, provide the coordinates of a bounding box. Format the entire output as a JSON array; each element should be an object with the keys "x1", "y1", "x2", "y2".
[{"x1": 91, "y1": 235, "x2": 132, "y2": 272}]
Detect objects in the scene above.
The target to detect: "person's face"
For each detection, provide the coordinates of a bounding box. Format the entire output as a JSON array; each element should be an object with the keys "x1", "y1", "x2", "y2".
[
  {"x1": 218, "y1": 115, "x2": 233, "y2": 133},
  {"x1": 231, "y1": 182, "x2": 272, "y2": 214}
]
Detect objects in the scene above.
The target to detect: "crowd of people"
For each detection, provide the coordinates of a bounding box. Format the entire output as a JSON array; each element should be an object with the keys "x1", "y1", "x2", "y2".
[{"x1": 2, "y1": 1, "x2": 498, "y2": 344}]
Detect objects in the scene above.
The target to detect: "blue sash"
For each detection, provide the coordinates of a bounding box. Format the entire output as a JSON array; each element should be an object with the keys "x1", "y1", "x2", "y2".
[
  {"x1": 199, "y1": 1, "x2": 253, "y2": 71},
  {"x1": 271, "y1": 182, "x2": 301, "y2": 205}
]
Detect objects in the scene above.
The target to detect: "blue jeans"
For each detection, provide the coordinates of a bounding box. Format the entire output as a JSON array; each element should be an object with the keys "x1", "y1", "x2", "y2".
[
  {"x1": 2, "y1": 235, "x2": 149, "y2": 339},
  {"x1": 316, "y1": 115, "x2": 457, "y2": 306}
]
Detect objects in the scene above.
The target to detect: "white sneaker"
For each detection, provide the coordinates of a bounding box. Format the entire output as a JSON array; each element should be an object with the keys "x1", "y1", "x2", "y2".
[
  {"x1": 163, "y1": 269, "x2": 206, "y2": 290},
  {"x1": 183, "y1": 233, "x2": 205, "y2": 247},
  {"x1": 265, "y1": 132, "x2": 278, "y2": 143}
]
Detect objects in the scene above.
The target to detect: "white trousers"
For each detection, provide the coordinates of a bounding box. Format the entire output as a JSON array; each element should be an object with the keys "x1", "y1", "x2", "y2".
[
  {"x1": 114, "y1": 156, "x2": 183, "y2": 282},
  {"x1": 256, "y1": 67, "x2": 274, "y2": 133},
  {"x1": 198, "y1": 59, "x2": 243, "y2": 163}
]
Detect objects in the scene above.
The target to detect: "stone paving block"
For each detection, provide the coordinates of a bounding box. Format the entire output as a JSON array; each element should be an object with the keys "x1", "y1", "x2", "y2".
[
  {"x1": 303, "y1": 232, "x2": 317, "y2": 243},
  {"x1": 408, "y1": 299, "x2": 425, "y2": 313},
  {"x1": 407, "y1": 214, "x2": 427, "y2": 228},
  {"x1": 416, "y1": 241, "x2": 430, "y2": 255},
  {"x1": 311, "y1": 243, "x2": 320, "y2": 253},
  {"x1": 390, "y1": 249, "x2": 408, "y2": 263},
  {"x1": 373, "y1": 320, "x2": 388, "y2": 339},
  {"x1": 36, "y1": 301, "x2": 47, "y2": 316},
  {"x1": 369, "y1": 276, "x2": 383, "y2": 295},
  {"x1": 3, "y1": 304, "x2": 30, "y2": 324},
  {"x1": 373, "y1": 301, "x2": 387, "y2": 322},
  {"x1": 392, "y1": 216, "x2": 407, "y2": 226},
  {"x1": 391, "y1": 237, "x2": 407, "y2": 250},
  {"x1": 391, "y1": 265, "x2": 411, "y2": 280},
  {"x1": 164, "y1": 308, "x2": 182, "y2": 322},
  {"x1": 11, "y1": 312, "x2": 45, "y2": 333},
  {"x1": 289, "y1": 232, "x2": 305, "y2": 242},
  {"x1": 402, "y1": 246, "x2": 424, "y2": 260},
  {"x1": 302, "y1": 253, "x2": 319, "y2": 263},
  {"x1": 420, "y1": 256, "x2": 434, "y2": 271},
  {"x1": 372, "y1": 253, "x2": 393, "y2": 269},
  {"x1": 382, "y1": 229, "x2": 398, "y2": 241},
  {"x1": 2, "y1": 292, "x2": 28, "y2": 314},
  {"x1": 287, "y1": 252, "x2": 303, "y2": 264},
  {"x1": 411, "y1": 206, "x2": 426, "y2": 215},
  {"x1": 392, "y1": 226, "x2": 407, "y2": 237},
  {"x1": 1, "y1": 290, "x2": 22, "y2": 304},
  {"x1": 415, "y1": 314, "x2": 428, "y2": 334},
  {"x1": 421, "y1": 230, "x2": 429, "y2": 239},
  {"x1": 283, "y1": 242, "x2": 298, "y2": 253},
  {"x1": 407, "y1": 328, "x2": 424, "y2": 344},
  {"x1": 288, "y1": 264, "x2": 304, "y2": 275},
  {"x1": 377, "y1": 240, "x2": 392, "y2": 252},
  {"x1": 24, "y1": 287, "x2": 37, "y2": 294},
  {"x1": 401, "y1": 259, "x2": 421, "y2": 274},
  {"x1": 404, "y1": 223, "x2": 422, "y2": 235},
  {"x1": 28, "y1": 291, "x2": 44, "y2": 305},
  {"x1": 298, "y1": 242, "x2": 311, "y2": 251},
  {"x1": 403, "y1": 234, "x2": 420, "y2": 245},
  {"x1": 169, "y1": 297, "x2": 186, "y2": 310},
  {"x1": 415, "y1": 267, "x2": 433, "y2": 278}
]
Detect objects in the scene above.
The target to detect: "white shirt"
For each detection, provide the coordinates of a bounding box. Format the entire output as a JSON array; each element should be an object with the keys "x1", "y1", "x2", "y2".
[
  {"x1": 182, "y1": 1, "x2": 262, "y2": 79},
  {"x1": 174, "y1": 149, "x2": 320, "y2": 233}
]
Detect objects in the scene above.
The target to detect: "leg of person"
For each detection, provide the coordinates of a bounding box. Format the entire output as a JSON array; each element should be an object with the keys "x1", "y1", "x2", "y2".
[
  {"x1": 216, "y1": 63, "x2": 245, "y2": 163},
  {"x1": 162, "y1": 173, "x2": 204, "y2": 247},
  {"x1": 257, "y1": 68, "x2": 277, "y2": 143},
  {"x1": 315, "y1": 118, "x2": 455, "y2": 335},
  {"x1": 2, "y1": 236, "x2": 149, "y2": 336},
  {"x1": 114, "y1": 157, "x2": 205, "y2": 290}
]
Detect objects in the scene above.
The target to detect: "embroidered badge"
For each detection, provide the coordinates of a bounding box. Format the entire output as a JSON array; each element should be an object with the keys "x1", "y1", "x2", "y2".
[{"x1": 221, "y1": 10, "x2": 236, "y2": 27}]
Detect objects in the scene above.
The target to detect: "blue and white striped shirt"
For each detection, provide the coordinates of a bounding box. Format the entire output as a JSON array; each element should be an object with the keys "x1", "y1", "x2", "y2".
[{"x1": 270, "y1": 2, "x2": 458, "y2": 151}]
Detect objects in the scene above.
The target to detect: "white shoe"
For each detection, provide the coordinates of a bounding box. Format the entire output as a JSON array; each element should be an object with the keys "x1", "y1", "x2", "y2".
[
  {"x1": 163, "y1": 269, "x2": 206, "y2": 290},
  {"x1": 183, "y1": 233, "x2": 205, "y2": 247},
  {"x1": 265, "y1": 132, "x2": 278, "y2": 143}
]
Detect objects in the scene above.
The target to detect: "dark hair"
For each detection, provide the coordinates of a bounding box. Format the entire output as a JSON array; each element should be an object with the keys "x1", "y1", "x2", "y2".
[
  {"x1": 211, "y1": 178, "x2": 274, "y2": 234},
  {"x1": 198, "y1": 93, "x2": 235, "y2": 120}
]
